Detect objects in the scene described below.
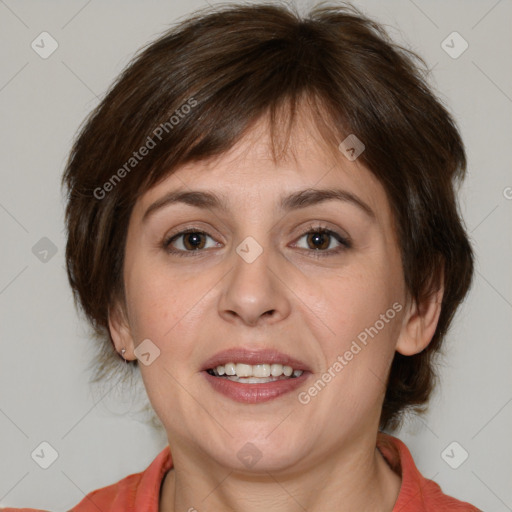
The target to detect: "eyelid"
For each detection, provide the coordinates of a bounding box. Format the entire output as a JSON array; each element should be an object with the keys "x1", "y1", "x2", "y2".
[
  {"x1": 289, "y1": 223, "x2": 352, "y2": 256},
  {"x1": 162, "y1": 221, "x2": 352, "y2": 257},
  {"x1": 164, "y1": 222, "x2": 223, "y2": 242},
  {"x1": 292, "y1": 221, "x2": 352, "y2": 246}
]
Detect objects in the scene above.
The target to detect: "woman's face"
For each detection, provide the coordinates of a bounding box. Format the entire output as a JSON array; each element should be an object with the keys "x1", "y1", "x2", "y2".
[{"x1": 111, "y1": 116, "x2": 412, "y2": 472}]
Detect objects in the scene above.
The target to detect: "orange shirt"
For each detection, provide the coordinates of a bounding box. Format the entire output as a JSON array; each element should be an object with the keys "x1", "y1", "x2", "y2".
[{"x1": 2, "y1": 433, "x2": 480, "y2": 511}]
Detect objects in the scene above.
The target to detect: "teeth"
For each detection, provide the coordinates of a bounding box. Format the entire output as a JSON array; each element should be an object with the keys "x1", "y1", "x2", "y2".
[
  {"x1": 270, "y1": 364, "x2": 283, "y2": 377},
  {"x1": 253, "y1": 364, "x2": 270, "y2": 377},
  {"x1": 224, "y1": 363, "x2": 236, "y2": 376},
  {"x1": 283, "y1": 366, "x2": 293, "y2": 377},
  {"x1": 209, "y1": 362, "x2": 304, "y2": 379},
  {"x1": 235, "y1": 363, "x2": 253, "y2": 377},
  {"x1": 225, "y1": 376, "x2": 283, "y2": 383}
]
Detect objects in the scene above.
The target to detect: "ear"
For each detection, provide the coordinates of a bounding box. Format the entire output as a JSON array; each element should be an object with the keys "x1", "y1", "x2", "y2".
[
  {"x1": 395, "y1": 283, "x2": 444, "y2": 356},
  {"x1": 108, "y1": 300, "x2": 136, "y2": 361}
]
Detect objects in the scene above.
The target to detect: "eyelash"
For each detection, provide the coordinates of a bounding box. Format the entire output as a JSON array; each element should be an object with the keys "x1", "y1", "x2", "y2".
[{"x1": 162, "y1": 223, "x2": 352, "y2": 258}]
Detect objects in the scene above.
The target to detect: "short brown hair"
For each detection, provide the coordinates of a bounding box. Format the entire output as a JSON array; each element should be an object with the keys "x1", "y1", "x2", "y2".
[{"x1": 62, "y1": 1, "x2": 474, "y2": 431}]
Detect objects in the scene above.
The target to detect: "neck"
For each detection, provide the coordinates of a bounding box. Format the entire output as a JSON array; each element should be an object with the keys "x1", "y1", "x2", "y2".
[{"x1": 159, "y1": 434, "x2": 401, "y2": 512}]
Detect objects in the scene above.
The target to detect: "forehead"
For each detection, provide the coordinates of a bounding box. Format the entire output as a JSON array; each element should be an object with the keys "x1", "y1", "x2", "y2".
[{"x1": 136, "y1": 114, "x2": 389, "y2": 221}]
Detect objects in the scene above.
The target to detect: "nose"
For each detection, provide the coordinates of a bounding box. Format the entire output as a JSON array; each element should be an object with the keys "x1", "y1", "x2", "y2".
[{"x1": 218, "y1": 242, "x2": 291, "y2": 327}]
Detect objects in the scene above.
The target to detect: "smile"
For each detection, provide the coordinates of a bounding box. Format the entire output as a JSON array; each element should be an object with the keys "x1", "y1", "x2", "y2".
[{"x1": 207, "y1": 362, "x2": 304, "y2": 379}]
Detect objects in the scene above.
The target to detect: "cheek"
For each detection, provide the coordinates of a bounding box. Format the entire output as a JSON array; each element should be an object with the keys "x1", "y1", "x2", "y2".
[
  {"x1": 310, "y1": 261, "x2": 402, "y2": 386},
  {"x1": 320, "y1": 265, "x2": 396, "y2": 332},
  {"x1": 124, "y1": 258, "x2": 217, "y2": 367},
  {"x1": 123, "y1": 262, "x2": 177, "y2": 344}
]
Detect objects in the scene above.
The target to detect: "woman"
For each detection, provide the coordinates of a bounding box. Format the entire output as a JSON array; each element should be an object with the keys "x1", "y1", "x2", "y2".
[{"x1": 4, "y1": 2, "x2": 480, "y2": 511}]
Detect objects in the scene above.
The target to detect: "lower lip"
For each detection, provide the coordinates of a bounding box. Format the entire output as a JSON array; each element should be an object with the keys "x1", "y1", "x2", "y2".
[{"x1": 202, "y1": 371, "x2": 310, "y2": 403}]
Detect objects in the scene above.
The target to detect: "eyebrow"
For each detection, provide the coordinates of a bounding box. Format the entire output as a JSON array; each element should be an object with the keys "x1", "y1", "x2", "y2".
[{"x1": 142, "y1": 187, "x2": 376, "y2": 223}]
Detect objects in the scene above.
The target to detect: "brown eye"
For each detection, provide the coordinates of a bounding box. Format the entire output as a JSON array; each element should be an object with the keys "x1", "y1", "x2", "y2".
[
  {"x1": 293, "y1": 226, "x2": 351, "y2": 257},
  {"x1": 181, "y1": 232, "x2": 207, "y2": 250},
  {"x1": 164, "y1": 229, "x2": 219, "y2": 255},
  {"x1": 306, "y1": 231, "x2": 331, "y2": 250}
]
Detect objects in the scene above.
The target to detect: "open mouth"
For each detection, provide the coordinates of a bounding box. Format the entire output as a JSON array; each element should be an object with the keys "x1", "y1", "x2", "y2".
[{"x1": 206, "y1": 362, "x2": 304, "y2": 384}]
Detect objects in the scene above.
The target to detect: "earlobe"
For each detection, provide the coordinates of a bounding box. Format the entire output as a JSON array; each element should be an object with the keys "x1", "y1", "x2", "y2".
[
  {"x1": 108, "y1": 302, "x2": 136, "y2": 359},
  {"x1": 395, "y1": 286, "x2": 443, "y2": 356}
]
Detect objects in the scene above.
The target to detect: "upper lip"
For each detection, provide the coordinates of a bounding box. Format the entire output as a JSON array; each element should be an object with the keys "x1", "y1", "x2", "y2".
[{"x1": 201, "y1": 348, "x2": 311, "y2": 372}]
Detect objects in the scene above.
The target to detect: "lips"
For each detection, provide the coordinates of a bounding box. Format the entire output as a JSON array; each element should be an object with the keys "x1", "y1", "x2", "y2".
[
  {"x1": 201, "y1": 347, "x2": 311, "y2": 373},
  {"x1": 203, "y1": 370, "x2": 310, "y2": 403}
]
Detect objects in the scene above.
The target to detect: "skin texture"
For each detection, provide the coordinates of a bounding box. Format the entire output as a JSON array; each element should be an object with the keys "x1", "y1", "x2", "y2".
[{"x1": 109, "y1": 113, "x2": 443, "y2": 512}]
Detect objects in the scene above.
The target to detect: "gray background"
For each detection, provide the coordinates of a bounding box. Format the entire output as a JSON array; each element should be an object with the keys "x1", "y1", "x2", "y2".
[{"x1": 0, "y1": 0, "x2": 511, "y2": 510}]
